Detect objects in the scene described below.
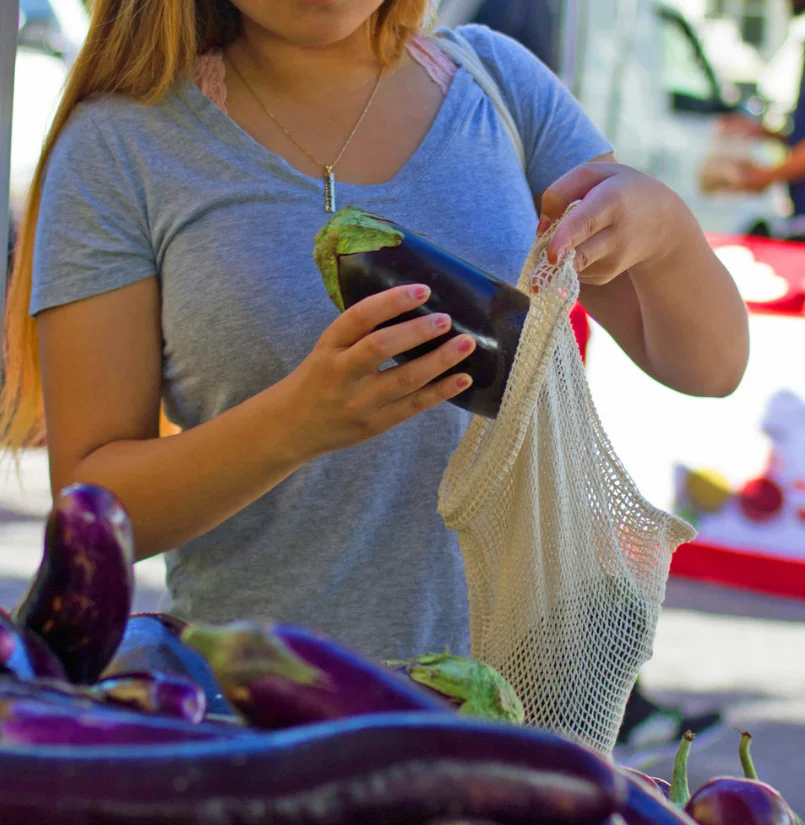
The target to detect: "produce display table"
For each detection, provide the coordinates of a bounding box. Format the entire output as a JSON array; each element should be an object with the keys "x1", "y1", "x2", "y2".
[{"x1": 669, "y1": 233, "x2": 805, "y2": 601}]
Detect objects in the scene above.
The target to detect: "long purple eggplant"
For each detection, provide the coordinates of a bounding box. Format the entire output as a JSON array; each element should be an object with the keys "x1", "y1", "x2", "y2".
[
  {"x1": 0, "y1": 693, "x2": 251, "y2": 747},
  {"x1": 0, "y1": 712, "x2": 627, "y2": 825},
  {"x1": 12, "y1": 484, "x2": 135, "y2": 684},
  {"x1": 0, "y1": 609, "x2": 67, "y2": 680},
  {"x1": 314, "y1": 207, "x2": 531, "y2": 419},
  {"x1": 181, "y1": 619, "x2": 453, "y2": 729},
  {"x1": 103, "y1": 614, "x2": 235, "y2": 718},
  {"x1": 90, "y1": 671, "x2": 207, "y2": 724}
]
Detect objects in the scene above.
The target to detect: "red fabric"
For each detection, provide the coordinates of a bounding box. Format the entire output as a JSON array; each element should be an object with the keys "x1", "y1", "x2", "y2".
[
  {"x1": 671, "y1": 540, "x2": 805, "y2": 601},
  {"x1": 570, "y1": 302, "x2": 590, "y2": 363},
  {"x1": 706, "y1": 233, "x2": 805, "y2": 317}
]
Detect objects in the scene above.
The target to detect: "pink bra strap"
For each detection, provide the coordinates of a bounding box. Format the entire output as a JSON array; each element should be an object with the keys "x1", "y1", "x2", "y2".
[{"x1": 194, "y1": 34, "x2": 458, "y2": 114}]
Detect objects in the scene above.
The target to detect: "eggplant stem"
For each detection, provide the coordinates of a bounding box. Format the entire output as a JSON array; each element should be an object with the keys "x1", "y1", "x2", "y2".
[
  {"x1": 670, "y1": 730, "x2": 695, "y2": 808},
  {"x1": 739, "y1": 731, "x2": 759, "y2": 780}
]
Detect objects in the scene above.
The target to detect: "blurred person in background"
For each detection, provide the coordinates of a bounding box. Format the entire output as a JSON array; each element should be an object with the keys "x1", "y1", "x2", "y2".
[{"x1": 724, "y1": 0, "x2": 805, "y2": 240}]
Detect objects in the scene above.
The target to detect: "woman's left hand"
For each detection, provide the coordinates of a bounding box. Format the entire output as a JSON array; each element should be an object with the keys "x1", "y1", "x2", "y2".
[{"x1": 537, "y1": 161, "x2": 685, "y2": 286}]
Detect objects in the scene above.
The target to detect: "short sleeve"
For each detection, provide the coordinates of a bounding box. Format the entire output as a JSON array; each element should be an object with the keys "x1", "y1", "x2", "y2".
[
  {"x1": 31, "y1": 103, "x2": 156, "y2": 316},
  {"x1": 455, "y1": 24, "x2": 614, "y2": 196}
]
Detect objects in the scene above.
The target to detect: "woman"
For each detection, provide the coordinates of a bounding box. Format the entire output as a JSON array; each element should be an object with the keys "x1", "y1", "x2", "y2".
[{"x1": 1, "y1": 0, "x2": 748, "y2": 662}]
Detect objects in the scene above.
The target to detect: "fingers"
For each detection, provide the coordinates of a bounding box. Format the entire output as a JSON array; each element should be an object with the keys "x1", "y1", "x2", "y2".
[
  {"x1": 544, "y1": 180, "x2": 624, "y2": 264},
  {"x1": 570, "y1": 226, "x2": 619, "y2": 282},
  {"x1": 375, "y1": 371, "x2": 475, "y2": 431},
  {"x1": 322, "y1": 284, "x2": 431, "y2": 349},
  {"x1": 539, "y1": 161, "x2": 620, "y2": 230},
  {"x1": 373, "y1": 333, "x2": 477, "y2": 406},
  {"x1": 347, "y1": 312, "x2": 455, "y2": 373}
]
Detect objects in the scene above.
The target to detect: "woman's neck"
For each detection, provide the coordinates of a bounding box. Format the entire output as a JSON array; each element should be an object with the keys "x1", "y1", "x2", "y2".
[{"x1": 226, "y1": 20, "x2": 384, "y2": 103}]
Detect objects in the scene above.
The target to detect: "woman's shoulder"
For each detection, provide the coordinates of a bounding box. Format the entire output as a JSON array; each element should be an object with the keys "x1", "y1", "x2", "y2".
[
  {"x1": 54, "y1": 86, "x2": 192, "y2": 160},
  {"x1": 435, "y1": 22, "x2": 552, "y2": 77}
]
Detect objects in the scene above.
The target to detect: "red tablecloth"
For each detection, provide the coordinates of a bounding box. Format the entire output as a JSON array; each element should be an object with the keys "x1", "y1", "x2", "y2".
[{"x1": 706, "y1": 232, "x2": 805, "y2": 317}]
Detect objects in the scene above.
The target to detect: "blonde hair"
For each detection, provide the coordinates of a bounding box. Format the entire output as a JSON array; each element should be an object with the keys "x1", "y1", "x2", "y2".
[{"x1": 2, "y1": 0, "x2": 432, "y2": 452}]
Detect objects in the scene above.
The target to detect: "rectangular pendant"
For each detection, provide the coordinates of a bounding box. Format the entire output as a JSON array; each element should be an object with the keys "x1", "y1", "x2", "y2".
[{"x1": 324, "y1": 167, "x2": 336, "y2": 213}]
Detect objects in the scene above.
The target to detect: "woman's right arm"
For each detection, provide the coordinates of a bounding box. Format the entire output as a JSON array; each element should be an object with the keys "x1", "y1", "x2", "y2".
[{"x1": 39, "y1": 276, "x2": 475, "y2": 561}]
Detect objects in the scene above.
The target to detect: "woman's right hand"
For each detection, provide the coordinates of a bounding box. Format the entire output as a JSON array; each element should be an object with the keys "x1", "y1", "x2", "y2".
[{"x1": 278, "y1": 284, "x2": 477, "y2": 459}]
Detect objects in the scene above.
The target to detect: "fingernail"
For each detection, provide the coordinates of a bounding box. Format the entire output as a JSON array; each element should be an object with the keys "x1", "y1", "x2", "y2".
[
  {"x1": 538, "y1": 217, "x2": 552, "y2": 234},
  {"x1": 456, "y1": 374, "x2": 473, "y2": 390},
  {"x1": 410, "y1": 285, "x2": 430, "y2": 301},
  {"x1": 433, "y1": 313, "x2": 451, "y2": 330},
  {"x1": 457, "y1": 335, "x2": 475, "y2": 354}
]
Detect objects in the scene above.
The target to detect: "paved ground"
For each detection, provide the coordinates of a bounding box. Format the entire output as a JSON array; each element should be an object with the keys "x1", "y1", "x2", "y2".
[{"x1": 1, "y1": 310, "x2": 803, "y2": 813}]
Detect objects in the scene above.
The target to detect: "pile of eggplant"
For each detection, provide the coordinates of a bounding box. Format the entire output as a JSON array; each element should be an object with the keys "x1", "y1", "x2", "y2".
[
  {"x1": 0, "y1": 482, "x2": 794, "y2": 825},
  {"x1": 625, "y1": 730, "x2": 803, "y2": 825}
]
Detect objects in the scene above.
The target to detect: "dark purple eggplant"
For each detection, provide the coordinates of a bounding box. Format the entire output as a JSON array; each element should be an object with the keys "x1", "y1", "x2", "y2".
[
  {"x1": 182, "y1": 620, "x2": 454, "y2": 729},
  {"x1": 0, "y1": 609, "x2": 67, "y2": 680},
  {"x1": 384, "y1": 651, "x2": 524, "y2": 724},
  {"x1": 619, "y1": 777, "x2": 700, "y2": 825},
  {"x1": 12, "y1": 484, "x2": 134, "y2": 684},
  {"x1": 102, "y1": 614, "x2": 235, "y2": 718},
  {"x1": 622, "y1": 767, "x2": 672, "y2": 800},
  {"x1": 90, "y1": 671, "x2": 206, "y2": 724},
  {"x1": 685, "y1": 779, "x2": 795, "y2": 825},
  {"x1": 314, "y1": 207, "x2": 531, "y2": 419},
  {"x1": 0, "y1": 711, "x2": 627, "y2": 825},
  {"x1": 0, "y1": 693, "x2": 251, "y2": 747}
]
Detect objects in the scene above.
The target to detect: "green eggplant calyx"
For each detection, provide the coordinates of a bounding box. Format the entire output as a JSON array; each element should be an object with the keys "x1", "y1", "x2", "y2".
[
  {"x1": 388, "y1": 651, "x2": 525, "y2": 725},
  {"x1": 181, "y1": 622, "x2": 325, "y2": 690},
  {"x1": 313, "y1": 206, "x2": 404, "y2": 312},
  {"x1": 670, "y1": 729, "x2": 696, "y2": 807}
]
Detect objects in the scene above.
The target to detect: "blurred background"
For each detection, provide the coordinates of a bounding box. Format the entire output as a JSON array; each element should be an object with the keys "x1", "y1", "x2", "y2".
[{"x1": 2, "y1": 0, "x2": 805, "y2": 809}]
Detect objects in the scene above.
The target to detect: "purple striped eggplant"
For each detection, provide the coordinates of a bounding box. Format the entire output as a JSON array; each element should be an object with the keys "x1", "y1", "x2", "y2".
[
  {"x1": 0, "y1": 712, "x2": 627, "y2": 825},
  {"x1": 0, "y1": 609, "x2": 67, "y2": 680},
  {"x1": 12, "y1": 484, "x2": 135, "y2": 684},
  {"x1": 182, "y1": 620, "x2": 456, "y2": 729},
  {"x1": 90, "y1": 671, "x2": 207, "y2": 724},
  {"x1": 0, "y1": 693, "x2": 251, "y2": 748},
  {"x1": 314, "y1": 207, "x2": 531, "y2": 419},
  {"x1": 103, "y1": 614, "x2": 235, "y2": 718}
]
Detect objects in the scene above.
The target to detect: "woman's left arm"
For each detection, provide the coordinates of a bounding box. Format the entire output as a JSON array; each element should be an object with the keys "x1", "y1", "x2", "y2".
[{"x1": 537, "y1": 154, "x2": 749, "y2": 398}]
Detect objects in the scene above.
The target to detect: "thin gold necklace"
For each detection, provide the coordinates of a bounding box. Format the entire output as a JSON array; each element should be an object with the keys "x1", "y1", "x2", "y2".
[{"x1": 226, "y1": 54, "x2": 387, "y2": 213}]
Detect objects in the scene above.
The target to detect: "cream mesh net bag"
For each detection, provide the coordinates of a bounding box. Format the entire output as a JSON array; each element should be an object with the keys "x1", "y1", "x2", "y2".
[
  {"x1": 437, "y1": 213, "x2": 696, "y2": 754},
  {"x1": 434, "y1": 26, "x2": 695, "y2": 757}
]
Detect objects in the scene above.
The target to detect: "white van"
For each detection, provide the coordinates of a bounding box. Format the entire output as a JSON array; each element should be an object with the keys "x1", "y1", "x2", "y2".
[{"x1": 438, "y1": 0, "x2": 786, "y2": 235}]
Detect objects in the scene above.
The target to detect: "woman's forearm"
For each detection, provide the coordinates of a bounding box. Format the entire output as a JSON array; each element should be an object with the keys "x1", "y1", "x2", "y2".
[
  {"x1": 628, "y1": 202, "x2": 749, "y2": 397},
  {"x1": 66, "y1": 380, "x2": 308, "y2": 561}
]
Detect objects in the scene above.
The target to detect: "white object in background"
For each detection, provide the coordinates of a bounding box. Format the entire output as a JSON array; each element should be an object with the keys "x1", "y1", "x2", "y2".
[{"x1": 9, "y1": 48, "x2": 69, "y2": 222}]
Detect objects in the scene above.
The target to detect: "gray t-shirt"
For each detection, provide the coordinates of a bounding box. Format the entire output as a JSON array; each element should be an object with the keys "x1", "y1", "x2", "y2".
[{"x1": 32, "y1": 25, "x2": 611, "y2": 661}]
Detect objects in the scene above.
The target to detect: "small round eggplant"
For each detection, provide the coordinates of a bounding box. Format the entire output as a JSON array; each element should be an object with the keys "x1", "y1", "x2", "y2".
[
  {"x1": 90, "y1": 671, "x2": 207, "y2": 724},
  {"x1": 314, "y1": 207, "x2": 531, "y2": 419},
  {"x1": 12, "y1": 484, "x2": 135, "y2": 684},
  {"x1": 685, "y1": 778, "x2": 796, "y2": 825}
]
